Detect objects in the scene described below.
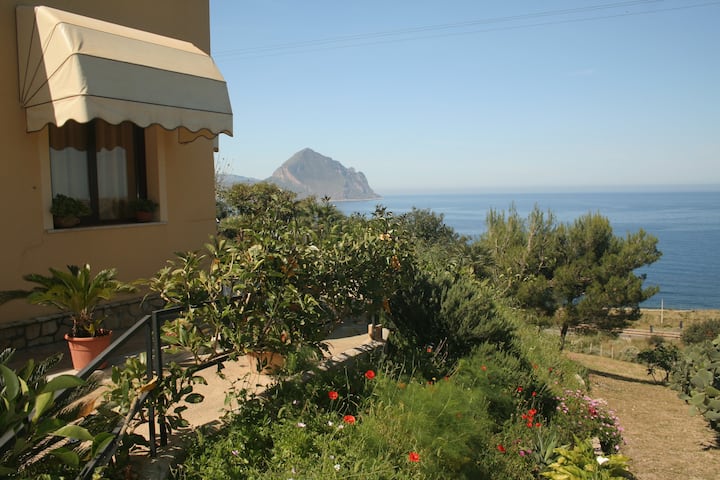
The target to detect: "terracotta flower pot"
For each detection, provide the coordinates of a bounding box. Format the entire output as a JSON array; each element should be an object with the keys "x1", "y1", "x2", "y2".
[
  {"x1": 53, "y1": 215, "x2": 80, "y2": 228},
  {"x1": 64, "y1": 331, "x2": 112, "y2": 370},
  {"x1": 135, "y1": 211, "x2": 154, "y2": 222}
]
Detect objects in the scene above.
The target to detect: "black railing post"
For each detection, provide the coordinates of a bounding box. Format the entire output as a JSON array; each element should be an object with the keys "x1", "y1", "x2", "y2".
[
  {"x1": 152, "y1": 310, "x2": 167, "y2": 446},
  {"x1": 146, "y1": 316, "x2": 157, "y2": 458}
]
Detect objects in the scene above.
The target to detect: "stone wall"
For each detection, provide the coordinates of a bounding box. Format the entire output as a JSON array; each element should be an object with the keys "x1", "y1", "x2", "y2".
[{"x1": 0, "y1": 296, "x2": 165, "y2": 350}]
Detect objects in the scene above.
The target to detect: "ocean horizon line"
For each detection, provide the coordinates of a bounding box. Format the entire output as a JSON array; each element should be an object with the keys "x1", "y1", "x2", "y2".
[{"x1": 370, "y1": 183, "x2": 720, "y2": 197}]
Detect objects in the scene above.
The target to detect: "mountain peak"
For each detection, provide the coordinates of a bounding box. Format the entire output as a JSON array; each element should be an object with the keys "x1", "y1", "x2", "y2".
[{"x1": 268, "y1": 149, "x2": 380, "y2": 201}]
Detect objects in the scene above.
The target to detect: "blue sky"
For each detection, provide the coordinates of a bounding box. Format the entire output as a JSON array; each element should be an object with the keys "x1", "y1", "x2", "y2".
[{"x1": 209, "y1": 0, "x2": 720, "y2": 193}]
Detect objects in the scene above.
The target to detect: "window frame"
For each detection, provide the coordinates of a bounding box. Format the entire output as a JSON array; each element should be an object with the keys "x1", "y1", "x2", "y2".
[{"x1": 48, "y1": 120, "x2": 149, "y2": 227}]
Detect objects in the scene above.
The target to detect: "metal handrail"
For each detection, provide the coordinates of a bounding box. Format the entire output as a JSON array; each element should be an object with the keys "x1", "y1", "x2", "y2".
[
  {"x1": 75, "y1": 303, "x2": 232, "y2": 479},
  {"x1": 72, "y1": 306, "x2": 175, "y2": 480}
]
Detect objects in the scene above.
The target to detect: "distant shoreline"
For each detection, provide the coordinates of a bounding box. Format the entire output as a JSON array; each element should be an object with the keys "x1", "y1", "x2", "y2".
[
  {"x1": 642, "y1": 308, "x2": 720, "y2": 313},
  {"x1": 331, "y1": 196, "x2": 382, "y2": 203}
]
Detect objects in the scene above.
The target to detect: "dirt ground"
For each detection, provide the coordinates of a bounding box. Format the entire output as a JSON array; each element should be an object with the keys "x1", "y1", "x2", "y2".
[{"x1": 568, "y1": 352, "x2": 720, "y2": 480}]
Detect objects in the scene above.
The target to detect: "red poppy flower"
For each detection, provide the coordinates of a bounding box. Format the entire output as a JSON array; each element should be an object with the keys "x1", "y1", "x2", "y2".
[
  {"x1": 328, "y1": 390, "x2": 339, "y2": 400},
  {"x1": 535, "y1": 422, "x2": 541, "y2": 428},
  {"x1": 481, "y1": 365, "x2": 487, "y2": 371},
  {"x1": 408, "y1": 451, "x2": 420, "y2": 463},
  {"x1": 364, "y1": 370, "x2": 376, "y2": 380},
  {"x1": 497, "y1": 444, "x2": 506, "y2": 453},
  {"x1": 343, "y1": 415, "x2": 356, "y2": 424},
  {"x1": 532, "y1": 391, "x2": 537, "y2": 397},
  {"x1": 516, "y1": 386, "x2": 523, "y2": 393}
]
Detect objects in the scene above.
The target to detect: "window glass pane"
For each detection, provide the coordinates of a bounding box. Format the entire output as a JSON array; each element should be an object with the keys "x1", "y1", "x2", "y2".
[
  {"x1": 96, "y1": 121, "x2": 133, "y2": 220},
  {"x1": 49, "y1": 122, "x2": 90, "y2": 202},
  {"x1": 49, "y1": 120, "x2": 146, "y2": 225}
]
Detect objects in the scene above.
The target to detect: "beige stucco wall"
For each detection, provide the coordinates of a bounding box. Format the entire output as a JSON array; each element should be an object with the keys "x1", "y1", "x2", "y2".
[{"x1": 0, "y1": 0, "x2": 219, "y2": 326}]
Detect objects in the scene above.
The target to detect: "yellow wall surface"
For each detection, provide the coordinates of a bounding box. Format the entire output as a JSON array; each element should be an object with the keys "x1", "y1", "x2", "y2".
[{"x1": 0, "y1": 1, "x2": 219, "y2": 325}]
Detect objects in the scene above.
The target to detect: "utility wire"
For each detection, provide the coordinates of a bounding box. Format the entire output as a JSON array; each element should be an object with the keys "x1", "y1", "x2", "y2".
[
  {"x1": 213, "y1": 0, "x2": 719, "y2": 60},
  {"x1": 214, "y1": 0, "x2": 662, "y2": 56}
]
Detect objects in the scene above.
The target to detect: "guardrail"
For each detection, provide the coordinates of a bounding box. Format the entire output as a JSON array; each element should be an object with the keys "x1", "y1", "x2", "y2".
[
  {"x1": 70, "y1": 306, "x2": 183, "y2": 479},
  {"x1": 620, "y1": 328, "x2": 682, "y2": 339},
  {"x1": 46, "y1": 305, "x2": 186, "y2": 479}
]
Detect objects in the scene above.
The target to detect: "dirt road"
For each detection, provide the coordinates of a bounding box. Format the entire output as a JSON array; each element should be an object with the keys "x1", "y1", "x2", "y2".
[{"x1": 567, "y1": 353, "x2": 720, "y2": 480}]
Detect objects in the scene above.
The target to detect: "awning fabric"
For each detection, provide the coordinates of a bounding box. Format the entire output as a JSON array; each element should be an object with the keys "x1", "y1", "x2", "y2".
[{"x1": 16, "y1": 6, "x2": 232, "y2": 139}]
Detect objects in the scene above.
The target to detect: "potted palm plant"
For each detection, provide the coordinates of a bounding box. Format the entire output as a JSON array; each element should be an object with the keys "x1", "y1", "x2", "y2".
[
  {"x1": 50, "y1": 194, "x2": 91, "y2": 228},
  {"x1": 0, "y1": 264, "x2": 136, "y2": 370}
]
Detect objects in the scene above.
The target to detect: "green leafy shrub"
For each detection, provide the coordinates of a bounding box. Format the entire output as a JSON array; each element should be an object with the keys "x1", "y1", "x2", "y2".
[
  {"x1": 50, "y1": 193, "x2": 91, "y2": 218},
  {"x1": 178, "y1": 360, "x2": 499, "y2": 480},
  {"x1": 0, "y1": 349, "x2": 113, "y2": 478},
  {"x1": 636, "y1": 343, "x2": 680, "y2": 383},
  {"x1": 541, "y1": 437, "x2": 633, "y2": 479},
  {"x1": 453, "y1": 343, "x2": 537, "y2": 423},
  {"x1": 681, "y1": 318, "x2": 720, "y2": 345},
  {"x1": 388, "y1": 271, "x2": 512, "y2": 374}
]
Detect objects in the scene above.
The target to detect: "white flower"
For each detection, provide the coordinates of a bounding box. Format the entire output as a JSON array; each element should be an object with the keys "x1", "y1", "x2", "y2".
[
  {"x1": 334, "y1": 464, "x2": 341, "y2": 471},
  {"x1": 297, "y1": 422, "x2": 306, "y2": 428},
  {"x1": 327, "y1": 421, "x2": 334, "y2": 427},
  {"x1": 596, "y1": 455, "x2": 609, "y2": 465}
]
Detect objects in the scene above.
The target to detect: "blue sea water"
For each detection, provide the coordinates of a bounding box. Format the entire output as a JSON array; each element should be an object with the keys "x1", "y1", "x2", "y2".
[{"x1": 334, "y1": 191, "x2": 720, "y2": 310}]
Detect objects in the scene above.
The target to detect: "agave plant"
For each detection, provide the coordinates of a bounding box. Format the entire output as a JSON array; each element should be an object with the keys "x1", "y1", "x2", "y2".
[{"x1": 0, "y1": 264, "x2": 136, "y2": 337}]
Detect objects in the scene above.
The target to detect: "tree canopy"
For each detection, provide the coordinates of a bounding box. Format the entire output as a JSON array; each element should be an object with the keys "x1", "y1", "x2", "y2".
[{"x1": 477, "y1": 205, "x2": 662, "y2": 348}]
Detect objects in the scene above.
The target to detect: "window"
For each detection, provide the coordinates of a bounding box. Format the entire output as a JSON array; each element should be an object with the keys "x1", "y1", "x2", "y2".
[{"x1": 49, "y1": 120, "x2": 147, "y2": 224}]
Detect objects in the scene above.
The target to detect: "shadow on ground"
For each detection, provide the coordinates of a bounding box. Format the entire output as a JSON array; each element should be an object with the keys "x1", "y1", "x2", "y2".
[{"x1": 585, "y1": 368, "x2": 660, "y2": 386}]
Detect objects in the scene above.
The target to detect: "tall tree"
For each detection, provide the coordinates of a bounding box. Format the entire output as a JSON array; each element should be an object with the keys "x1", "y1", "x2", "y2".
[{"x1": 478, "y1": 208, "x2": 661, "y2": 348}]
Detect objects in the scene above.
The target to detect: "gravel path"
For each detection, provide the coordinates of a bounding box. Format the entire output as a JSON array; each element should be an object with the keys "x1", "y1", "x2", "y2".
[{"x1": 568, "y1": 352, "x2": 720, "y2": 480}]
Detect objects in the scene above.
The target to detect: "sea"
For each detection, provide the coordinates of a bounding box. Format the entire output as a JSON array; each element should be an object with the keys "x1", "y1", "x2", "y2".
[{"x1": 334, "y1": 190, "x2": 720, "y2": 310}]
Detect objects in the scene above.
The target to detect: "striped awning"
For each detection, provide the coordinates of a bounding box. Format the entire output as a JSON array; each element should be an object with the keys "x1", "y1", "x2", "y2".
[{"x1": 16, "y1": 5, "x2": 233, "y2": 139}]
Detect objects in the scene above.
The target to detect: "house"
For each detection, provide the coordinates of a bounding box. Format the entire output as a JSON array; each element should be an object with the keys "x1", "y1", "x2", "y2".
[{"x1": 0, "y1": 1, "x2": 233, "y2": 348}]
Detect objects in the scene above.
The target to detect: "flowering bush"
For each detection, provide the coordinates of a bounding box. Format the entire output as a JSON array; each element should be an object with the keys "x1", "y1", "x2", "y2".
[{"x1": 553, "y1": 390, "x2": 624, "y2": 453}]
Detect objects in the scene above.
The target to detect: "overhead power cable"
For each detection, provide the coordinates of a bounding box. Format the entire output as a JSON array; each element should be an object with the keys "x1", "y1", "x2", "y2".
[{"x1": 212, "y1": 0, "x2": 720, "y2": 60}]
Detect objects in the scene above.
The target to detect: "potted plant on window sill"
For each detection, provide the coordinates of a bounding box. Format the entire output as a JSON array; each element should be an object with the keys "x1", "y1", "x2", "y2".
[
  {"x1": 50, "y1": 194, "x2": 91, "y2": 228},
  {"x1": 128, "y1": 198, "x2": 158, "y2": 223},
  {"x1": 0, "y1": 264, "x2": 136, "y2": 370}
]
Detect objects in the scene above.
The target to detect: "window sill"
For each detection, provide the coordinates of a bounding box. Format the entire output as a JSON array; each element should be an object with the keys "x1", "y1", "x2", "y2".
[{"x1": 48, "y1": 221, "x2": 166, "y2": 233}]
